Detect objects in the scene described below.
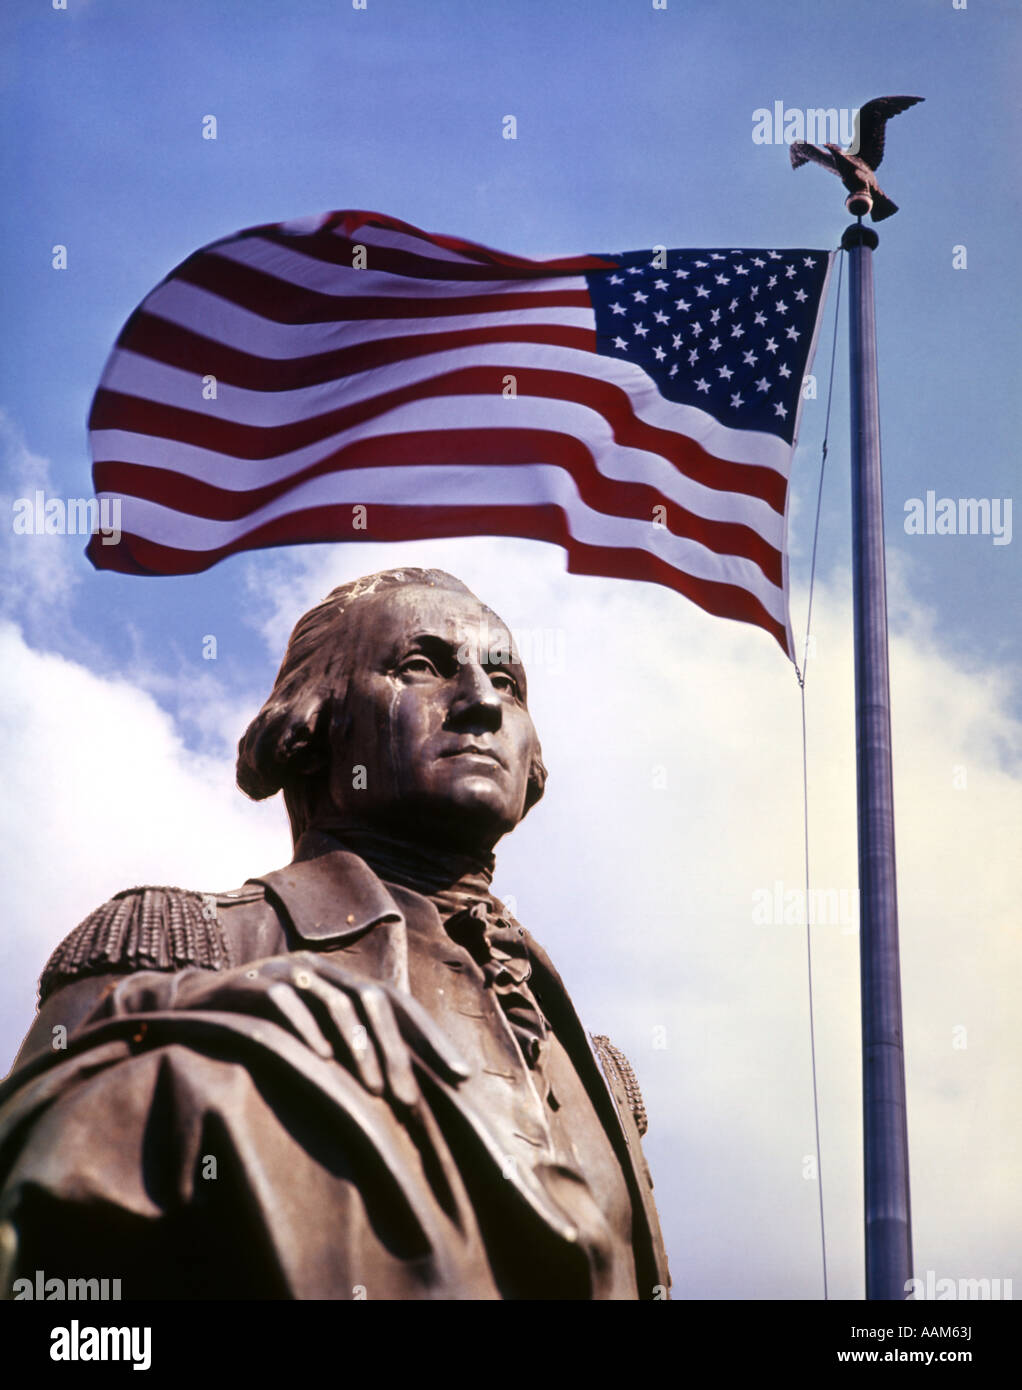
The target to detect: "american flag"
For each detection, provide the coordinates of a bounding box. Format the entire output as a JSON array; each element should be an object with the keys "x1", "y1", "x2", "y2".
[{"x1": 87, "y1": 210, "x2": 832, "y2": 656}]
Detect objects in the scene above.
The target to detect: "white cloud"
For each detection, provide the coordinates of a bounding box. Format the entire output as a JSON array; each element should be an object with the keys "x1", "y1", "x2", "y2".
[
  {"x1": 0, "y1": 621, "x2": 292, "y2": 1061},
  {"x1": 0, "y1": 413, "x2": 80, "y2": 632}
]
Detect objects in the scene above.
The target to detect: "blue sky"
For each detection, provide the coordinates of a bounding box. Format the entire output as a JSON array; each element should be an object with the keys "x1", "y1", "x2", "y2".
[{"x1": 1, "y1": 0, "x2": 1019, "y2": 1299}]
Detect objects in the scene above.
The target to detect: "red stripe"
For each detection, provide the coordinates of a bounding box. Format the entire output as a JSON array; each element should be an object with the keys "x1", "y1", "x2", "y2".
[
  {"x1": 254, "y1": 226, "x2": 611, "y2": 284},
  {"x1": 120, "y1": 312, "x2": 597, "y2": 391},
  {"x1": 90, "y1": 367, "x2": 787, "y2": 512},
  {"x1": 166, "y1": 253, "x2": 593, "y2": 327},
  {"x1": 85, "y1": 503, "x2": 789, "y2": 652},
  {"x1": 93, "y1": 427, "x2": 782, "y2": 584},
  {"x1": 255, "y1": 210, "x2": 615, "y2": 274}
]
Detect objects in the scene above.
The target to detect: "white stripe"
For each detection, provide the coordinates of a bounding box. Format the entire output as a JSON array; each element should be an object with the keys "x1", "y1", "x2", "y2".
[
  {"x1": 140, "y1": 279, "x2": 597, "y2": 356},
  {"x1": 207, "y1": 236, "x2": 587, "y2": 301},
  {"x1": 91, "y1": 387, "x2": 785, "y2": 546},
  {"x1": 98, "y1": 465, "x2": 787, "y2": 623},
  {"x1": 101, "y1": 341, "x2": 792, "y2": 476},
  {"x1": 337, "y1": 223, "x2": 492, "y2": 267}
]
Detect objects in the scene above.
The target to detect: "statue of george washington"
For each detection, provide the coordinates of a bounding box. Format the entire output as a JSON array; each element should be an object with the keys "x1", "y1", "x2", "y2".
[{"x1": 0, "y1": 568, "x2": 669, "y2": 1300}]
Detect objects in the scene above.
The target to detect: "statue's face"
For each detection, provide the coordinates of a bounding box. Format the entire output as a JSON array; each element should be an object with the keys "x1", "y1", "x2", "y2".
[{"x1": 322, "y1": 586, "x2": 540, "y2": 853}]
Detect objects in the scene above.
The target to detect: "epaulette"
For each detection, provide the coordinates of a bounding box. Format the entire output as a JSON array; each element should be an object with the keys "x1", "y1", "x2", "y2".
[
  {"x1": 591, "y1": 1034, "x2": 649, "y2": 1137},
  {"x1": 38, "y1": 885, "x2": 255, "y2": 1003}
]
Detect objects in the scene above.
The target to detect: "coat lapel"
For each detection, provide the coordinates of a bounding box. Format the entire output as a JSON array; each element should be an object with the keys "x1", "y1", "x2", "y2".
[
  {"x1": 524, "y1": 931, "x2": 672, "y2": 1295},
  {"x1": 249, "y1": 846, "x2": 410, "y2": 993}
]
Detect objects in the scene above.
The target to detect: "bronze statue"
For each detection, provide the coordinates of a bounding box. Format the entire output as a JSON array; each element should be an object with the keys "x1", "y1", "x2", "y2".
[
  {"x1": 790, "y1": 94, "x2": 924, "y2": 221},
  {"x1": 0, "y1": 569, "x2": 669, "y2": 1300}
]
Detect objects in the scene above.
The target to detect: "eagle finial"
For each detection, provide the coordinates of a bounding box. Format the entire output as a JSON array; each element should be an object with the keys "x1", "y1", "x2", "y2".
[{"x1": 790, "y1": 95, "x2": 924, "y2": 221}]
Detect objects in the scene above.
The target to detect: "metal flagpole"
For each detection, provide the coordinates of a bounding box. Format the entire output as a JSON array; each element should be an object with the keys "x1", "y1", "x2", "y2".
[{"x1": 841, "y1": 219, "x2": 913, "y2": 1301}]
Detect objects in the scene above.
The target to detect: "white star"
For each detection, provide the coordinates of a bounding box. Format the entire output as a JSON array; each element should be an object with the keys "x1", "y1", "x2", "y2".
[
  {"x1": 731, "y1": 324, "x2": 745, "y2": 338},
  {"x1": 786, "y1": 325, "x2": 801, "y2": 340},
  {"x1": 654, "y1": 279, "x2": 669, "y2": 291},
  {"x1": 794, "y1": 288, "x2": 808, "y2": 303},
  {"x1": 774, "y1": 402, "x2": 788, "y2": 418},
  {"x1": 669, "y1": 363, "x2": 679, "y2": 377},
  {"x1": 803, "y1": 256, "x2": 816, "y2": 268},
  {"x1": 718, "y1": 365, "x2": 734, "y2": 381},
  {"x1": 742, "y1": 350, "x2": 758, "y2": 366},
  {"x1": 752, "y1": 257, "x2": 765, "y2": 268},
  {"x1": 709, "y1": 336, "x2": 721, "y2": 352},
  {"x1": 710, "y1": 253, "x2": 726, "y2": 261},
  {"x1": 675, "y1": 298, "x2": 691, "y2": 312},
  {"x1": 610, "y1": 301, "x2": 626, "y2": 315},
  {"x1": 674, "y1": 269, "x2": 689, "y2": 279},
  {"x1": 714, "y1": 273, "x2": 730, "y2": 285},
  {"x1": 633, "y1": 290, "x2": 649, "y2": 303},
  {"x1": 768, "y1": 250, "x2": 781, "y2": 260},
  {"x1": 695, "y1": 285, "x2": 710, "y2": 298},
  {"x1": 695, "y1": 378, "x2": 710, "y2": 393},
  {"x1": 764, "y1": 337, "x2": 778, "y2": 354},
  {"x1": 654, "y1": 309, "x2": 669, "y2": 324},
  {"x1": 688, "y1": 348, "x2": 699, "y2": 365},
  {"x1": 735, "y1": 264, "x2": 749, "y2": 276},
  {"x1": 775, "y1": 300, "x2": 788, "y2": 314},
  {"x1": 653, "y1": 345, "x2": 666, "y2": 361},
  {"x1": 626, "y1": 266, "x2": 642, "y2": 276},
  {"x1": 609, "y1": 274, "x2": 624, "y2": 285},
  {"x1": 672, "y1": 333, "x2": 682, "y2": 348},
  {"x1": 754, "y1": 311, "x2": 767, "y2": 326},
  {"x1": 755, "y1": 376, "x2": 770, "y2": 393},
  {"x1": 694, "y1": 260, "x2": 708, "y2": 268},
  {"x1": 785, "y1": 265, "x2": 796, "y2": 279},
  {"x1": 749, "y1": 286, "x2": 760, "y2": 299},
  {"x1": 613, "y1": 337, "x2": 628, "y2": 350},
  {"x1": 778, "y1": 363, "x2": 791, "y2": 378},
  {"x1": 767, "y1": 275, "x2": 778, "y2": 289},
  {"x1": 709, "y1": 308, "x2": 721, "y2": 324},
  {"x1": 690, "y1": 321, "x2": 703, "y2": 337},
  {"x1": 728, "y1": 298, "x2": 740, "y2": 313},
  {"x1": 633, "y1": 322, "x2": 649, "y2": 337},
  {"x1": 730, "y1": 392, "x2": 744, "y2": 408}
]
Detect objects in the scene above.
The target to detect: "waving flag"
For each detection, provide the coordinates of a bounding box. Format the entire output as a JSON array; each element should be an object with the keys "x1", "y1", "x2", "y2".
[{"x1": 86, "y1": 210, "x2": 832, "y2": 655}]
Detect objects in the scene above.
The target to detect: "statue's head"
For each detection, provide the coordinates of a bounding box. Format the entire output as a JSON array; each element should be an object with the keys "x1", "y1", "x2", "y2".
[{"x1": 237, "y1": 569, "x2": 547, "y2": 855}]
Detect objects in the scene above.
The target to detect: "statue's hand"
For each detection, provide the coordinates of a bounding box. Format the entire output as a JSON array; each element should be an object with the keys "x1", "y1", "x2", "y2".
[{"x1": 91, "y1": 955, "x2": 471, "y2": 1110}]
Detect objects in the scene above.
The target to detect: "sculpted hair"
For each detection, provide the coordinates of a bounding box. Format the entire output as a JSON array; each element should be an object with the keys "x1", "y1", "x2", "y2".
[{"x1": 237, "y1": 568, "x2": 548, "y2": 841}]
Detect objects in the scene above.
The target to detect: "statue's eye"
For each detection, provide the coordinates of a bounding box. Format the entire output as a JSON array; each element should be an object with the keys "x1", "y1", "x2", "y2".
[
  {"x1": 399, "y1": 656, "x2": 438, "y2": 677},
  {"x1": 491, "y1": 671, "x2": 519, "y2": 696}
]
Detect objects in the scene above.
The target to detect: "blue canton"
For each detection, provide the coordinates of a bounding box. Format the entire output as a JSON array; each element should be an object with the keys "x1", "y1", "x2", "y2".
[{"x1": 586, "y1": 249, "x2": 830, "y2": 446}]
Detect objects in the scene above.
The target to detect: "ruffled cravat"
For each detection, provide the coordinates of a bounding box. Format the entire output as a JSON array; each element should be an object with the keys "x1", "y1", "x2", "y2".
[
  {"x1": 442, "y1": 900, "x2": 549, "y2": 1068},
  {"x1": 309, "y1": 824, "x2": 550, "y2": 1071}
]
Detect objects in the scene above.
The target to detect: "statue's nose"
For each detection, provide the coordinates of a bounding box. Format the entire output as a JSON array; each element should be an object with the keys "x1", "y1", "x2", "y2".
[{"x1": 446, "y1": 659, "x2": 502, "y2": 729}]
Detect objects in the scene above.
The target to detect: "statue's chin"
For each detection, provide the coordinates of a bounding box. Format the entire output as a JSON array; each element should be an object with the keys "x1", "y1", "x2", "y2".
[
  {"x1": 408, "y1": 800, "x2": 512, "y2": 855},
  {"x1": 350, "y1": 792, "x2": 515, "y2": 856}
]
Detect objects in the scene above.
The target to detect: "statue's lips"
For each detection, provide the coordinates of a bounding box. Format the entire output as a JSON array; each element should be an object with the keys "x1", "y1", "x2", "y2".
[{"x1": 438, "y1": 746, "x2": 507, "y2": 769}]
